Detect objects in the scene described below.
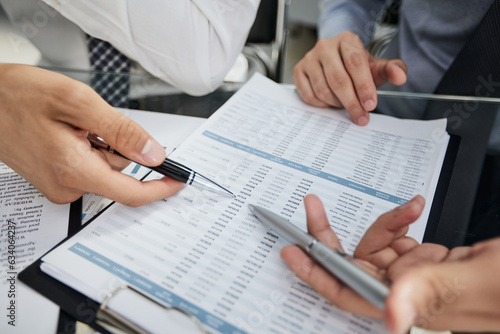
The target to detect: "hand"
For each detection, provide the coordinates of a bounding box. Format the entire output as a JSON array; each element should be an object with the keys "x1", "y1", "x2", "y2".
[
  {"x1": 281, "y1": 194, "x2": 426, "y2": 319},
  {"x1": 281, "y1": 194, "x2": 500, "y2": 333},
  {"x1": 293, "y1": 32, "x2": 407, "y2": 126},
  {"x1": 386, "y1": 238, "x2": 500, "y2": 333},
  {"x1": 0, "y1": 64, "x2": 184, "y2": 206}
]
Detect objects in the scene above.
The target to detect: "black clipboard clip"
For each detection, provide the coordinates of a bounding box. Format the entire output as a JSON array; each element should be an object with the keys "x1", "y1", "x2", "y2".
[{"x1": 96, "y1": 285, "x2": 208, "y2": 334}]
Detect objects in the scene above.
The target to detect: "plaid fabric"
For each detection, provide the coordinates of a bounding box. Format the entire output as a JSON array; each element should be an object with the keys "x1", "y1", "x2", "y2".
[{"x1": 86, "y1": 35, "x2": 131, "y2": 108}]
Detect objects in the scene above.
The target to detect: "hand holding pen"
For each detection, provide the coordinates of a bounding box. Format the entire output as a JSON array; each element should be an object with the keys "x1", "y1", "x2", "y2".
[
  {"x1": 265, "y1": 194, "x2": 427, "y2": 331},
  {"x1": 88, "y1": 134, "x2": 234, "y2": 198},
  {"x1": 0, "y1": 65, "x2": 185, "y2": 206},
  {"x1": 249, "y1": 201, "x2": 390, "y2": 310}
]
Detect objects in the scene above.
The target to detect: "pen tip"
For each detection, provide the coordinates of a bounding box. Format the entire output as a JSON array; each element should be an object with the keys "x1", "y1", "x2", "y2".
[{"x1": 247, "y1": 204, "x2": 255, "y2": 212}]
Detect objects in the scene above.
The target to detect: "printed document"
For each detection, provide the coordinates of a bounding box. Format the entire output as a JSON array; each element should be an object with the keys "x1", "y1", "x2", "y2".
[
  {"x1": 0, "y1": 162, "x2": 69, "y2": 333},
  {"x1": 0, "y1": 110, "x2": 204, "y2": 333},
  {"x1": 40, "y1": 74, "x2": 450, "y2": 333}
]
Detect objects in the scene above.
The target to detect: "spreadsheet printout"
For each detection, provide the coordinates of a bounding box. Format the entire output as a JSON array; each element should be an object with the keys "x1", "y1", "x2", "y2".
[{"x1": 41, "y1": 74, "x2": 449, "y2": 334}]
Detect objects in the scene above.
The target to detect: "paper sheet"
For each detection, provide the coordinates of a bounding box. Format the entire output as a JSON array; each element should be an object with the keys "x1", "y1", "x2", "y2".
[
  {"x1": 1, "y1": 110, "x2": 205, "y2": 333},
  {"x1": 0, "y1": 163, "x2": 69, "y2": 333},
  {"x1": 41, "y1": 74, "x2": 449, "y2": 334}
]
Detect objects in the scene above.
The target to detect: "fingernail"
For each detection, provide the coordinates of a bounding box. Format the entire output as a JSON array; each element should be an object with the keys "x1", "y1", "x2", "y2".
[
  {"x1": 396, "y1": 64, "x2": 407, "y2": 74},
  {"x1": 363, "y1": 99, "x2": 376, "y2": 111},
  {"x1": 356, "y1": 115, "x2": 369, "y2": 126},
  {"x1": 141, "y1": 139, "x2": 165, "y2": 164},
  {"x1": 396, "y1": 197, "x2": 415, "y2": 210}
]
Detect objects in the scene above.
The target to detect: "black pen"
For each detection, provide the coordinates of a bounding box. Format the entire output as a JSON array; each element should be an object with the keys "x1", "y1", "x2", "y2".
[{"x1": 88, "y1": 133, "x2": 235, "y2": 198}]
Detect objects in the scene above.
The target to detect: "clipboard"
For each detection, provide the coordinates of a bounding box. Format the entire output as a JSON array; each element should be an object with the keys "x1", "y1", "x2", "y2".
[
  {"x1": 18, "y1": 134, "x2": 461, "y2": 334},
  {"x1": 68, "y1": 197, "x2": 83, "y2": 237},
  {"x1": 49, "y1": 174, "x2": 211, "y2": 334},
  {"x1": 21, "y1": 169, "x2": 213, "y2": 334},
  {"x1": 18, "y1": 74, "x2": 460, "y2": 333},
  {"x1": 423, "y1": 134, "x2": 460, "y2": 243},
  {"x1": 54, "y1": 197, "x2": 83, "y2": 334},
  {"x1": 19, "y1": 257, "x2": 208, "y2": 334}
]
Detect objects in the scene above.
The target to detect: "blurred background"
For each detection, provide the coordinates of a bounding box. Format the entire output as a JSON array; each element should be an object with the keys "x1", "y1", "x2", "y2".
[{"x1": 0, "y1": 0, "x2": 320, "y2": 85}]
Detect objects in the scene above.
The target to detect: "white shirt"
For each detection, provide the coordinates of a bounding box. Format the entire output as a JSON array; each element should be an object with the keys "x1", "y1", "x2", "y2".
[{"x1": 1, "y1": 0, "x2": 260, "y2": 96}]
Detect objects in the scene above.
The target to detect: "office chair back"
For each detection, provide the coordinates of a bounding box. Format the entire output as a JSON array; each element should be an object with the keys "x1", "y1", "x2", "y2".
[
  {"x1": 368, "y1": 0, "x2": 400, "y2": 57},
  {"x1": 245, "y1": 0, "x2": 288, "y2": 82}
]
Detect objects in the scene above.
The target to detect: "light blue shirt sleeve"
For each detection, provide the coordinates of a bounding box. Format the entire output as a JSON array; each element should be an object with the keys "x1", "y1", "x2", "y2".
[{"x1": 318, "y1": 0, "x2": 389, "y2": 46}]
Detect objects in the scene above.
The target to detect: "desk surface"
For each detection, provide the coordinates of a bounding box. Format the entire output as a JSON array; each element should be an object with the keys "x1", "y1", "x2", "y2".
[{"x1": 55, "y1": 67, "x2": 500, "y2": 248}]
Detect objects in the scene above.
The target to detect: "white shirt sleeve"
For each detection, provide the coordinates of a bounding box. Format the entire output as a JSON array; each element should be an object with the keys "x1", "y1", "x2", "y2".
[
  {"x1": 43, "y1": 0, "x2": 260, "y2": 96},
  {"x1": 318, "y1": 0, "x2": 388, "y2": 46}
]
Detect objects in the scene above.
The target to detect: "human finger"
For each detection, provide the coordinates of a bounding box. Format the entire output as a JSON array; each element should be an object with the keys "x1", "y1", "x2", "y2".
[
  {"x1": 354, "y1": 196, "x2": 425, "y2": 267},
  {"x1": 294, "y1": 50, "x2": 341, "y2": 107},
  {"x1": 385, "y1": 60, "x2": 407, "y2": 86},
  {"x1": 57, "y1": 145, "x2": 184, "y2": 206},
  {"x1": 386, "y1": 243, "x2": 449, "y2": 280},
  {"x1": 49, "y1": 80, "x2": 166, "y2": 168},
  {"x1": 84, "y1": 167, "x2": 184, "y2": 207},
  {"x1": 293, "y1": 61, "x2": 332, "y2": 108},
  {"x1": 338, "y1": 45, "x2": 377, "y2": 113},
  {"x1": 444, "y1": 246, "x2": 472, "y2": 262},
  {"x1": 370, "y1": 58, "x2": 407, "y2": 87},
  {"x1": 320, "y1": 41, "x2": 369, "y2": 125},
  {"x1": 281, "y1": 245, "x2": 383, "y2": 318},
  {"x1": 303, "y1": 194, "x2": 343, "y2": 249}
]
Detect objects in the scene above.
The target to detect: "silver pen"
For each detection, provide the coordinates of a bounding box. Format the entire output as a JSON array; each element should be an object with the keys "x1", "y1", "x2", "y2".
[
  {"x1": 88, "y1": 133, "x2": 235, "y2": 198},
  {"x1": 248, "y1": 204, "x2": 390, "y2": 309}
]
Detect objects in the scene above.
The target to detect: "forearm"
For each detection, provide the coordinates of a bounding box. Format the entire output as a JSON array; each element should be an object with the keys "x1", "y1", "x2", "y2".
[
  {"x1": 42, "y1": 0, "x2": 260, "y2": 96},
  {"x1": 318, "y1": 0, "x2": 388, "y2": 45}
]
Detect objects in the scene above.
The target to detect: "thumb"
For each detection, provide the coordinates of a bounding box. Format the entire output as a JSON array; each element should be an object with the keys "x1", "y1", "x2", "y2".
[
  {"x1": 370, "y1": 57, "x2": 407, "y2": 87},
  {"x1": 99, "y1": 112, "x2": 166, "y2": 166},
  {"x1": 57, "y1": 85, "x2": 166, "y2": 167}
]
